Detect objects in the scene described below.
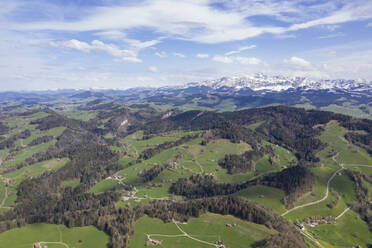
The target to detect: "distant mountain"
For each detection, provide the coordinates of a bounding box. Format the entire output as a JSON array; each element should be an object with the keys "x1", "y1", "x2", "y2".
[
  {"x1": 0, "y1": 74, "x2": 371, "y2": 119},
  {"x1": 173, "y1": 73, "x2": 372, "y2": 92}
]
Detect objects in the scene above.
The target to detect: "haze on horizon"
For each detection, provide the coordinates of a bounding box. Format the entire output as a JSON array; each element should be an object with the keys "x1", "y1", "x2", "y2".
[{"x1": 2, "y1": 0, "x2": 372, "y2": 91}]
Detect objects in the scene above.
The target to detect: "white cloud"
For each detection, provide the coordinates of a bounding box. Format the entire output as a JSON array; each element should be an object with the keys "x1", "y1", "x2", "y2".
[
  {"x1": 93, "y1": 30, "x2": 126, "y2": 40},
  {"x1": 3, "y1": 0, "x2": 372, "y2": 91},
  {"x1": 367, "y1": 22, "x2": 372, "y2": 27},
  {"x1": 124, "y1": 39, "x2": 161, "y2": 50},
  {"x1": 50, "y1": 39, "x2": 91, "y2": 53},
  {"x1": 173, "y1": 52, "x2": 186, "y2": 58},
  {"x1": 155, "y1": 51, "x2": 168, "y2": 58},
  {"x1": 283, "y1": 56, "x2": 312, "y2": 69},
  {"x1": 275, "y1": 33, "x2": 296, "y2": 39},
  {"x1": 322, "y1": 24, "x2": 341, "y2": 32},
  {"x1": 213, "y1": 55, "x2": 261, "y2": 65},
  {"x1": 149, "y1": 66, "x2": 158, "y2": 72},
  {"x1": 225, "y1": 45, "x2": 256, "y2": 55},
  {"x1": 196, "y1": 53, "x2": 209, "y2": 59},
  {"x1": 288, "y1": 2, "x2": 372, "y2": 32},
  {"x1": 235, "y1": 56, "x2": 261, "y2": 65},
  {"x1": 9, "y1": 1, "x2": 372, "y2": 44},
  {"x1": 318, "y1": 33, "x2": 345, "y2": 39},
  {"x1": 213, "y1": 55, "x2": 234, "y2": 64},
  {"x1": 50, "y1": 39, "x2": 142, "y2": 63},
  {"x1": 0, "y1": 0, "x2": 285, "y2": 44}
]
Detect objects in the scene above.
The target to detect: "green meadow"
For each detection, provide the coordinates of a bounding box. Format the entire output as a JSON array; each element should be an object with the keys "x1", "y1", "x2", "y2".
[
  {"x1": 233, "y1": 185, "x2": 287, "y2": 213},
  {"x1": 308, "y1": 210, "x2": 372, "y2": 248},
  {"x1": 0, "y1": 223, "x2": 110, "y2": 248},
  {"x1": 130, "y1": 213, "x2": 276, "y2": 248},
  {"x1": 0, "y1": 158, "x2": 68, "y2": 210}
]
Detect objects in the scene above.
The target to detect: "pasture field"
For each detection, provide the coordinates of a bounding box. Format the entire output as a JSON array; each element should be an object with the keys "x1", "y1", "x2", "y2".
[
  {"x1": 285, "y1": 191, "x2": 348, "y2": 221},
  {"x1": 246, "y1": 121, "x2": 264, "y2": 130},
  {"x1": 255, "y1": 155, "x2": 276, "y2": 174},
  {"x1": 1, "y1": 125, "x2": 66, "y2": 171},
  {"x1": 292, "y1": 120, "x2": 370, "y2": 208},
  {"x1": 284, "y1": 120, "x2": 372, "y2": 247},
  {"x1": 317, "y1": 121, "x2": 372, "y2": 166},
  {"x1": 285, "y1": 171, "x2": 356, "y2": 221},
  {"x1": 4, "y1": 158, "x2": 69, "y2": 185},
  {"x1": 56, "y1": 109, "x2": 98, "y2": 121},
  {"x1": 293, "y1": 166, "x2": 338, "y2": 207},
  {"x1": 1, "y1": 140, "x2": 57, "y2": 170},
  {"x1": 61, "y1": 178, "x2": 80, "y2": 188},
  {"x1": 179, "y1": 138, "x2": 253, "y2": 183},
  {"x1": 0, "y1": 223, "x2": 110, "y2": 248},
  {"x1": 307, "y1": 210, "x2": 372, "y2": 248},
  {"x1": 121, "y1": 130, "x2": 200, "y2": 156},
  {"x1": 215, "y1": 99, "x2": 237, "y2": 111},
  {"x1": 4, "y1": 111, "x2": 48, "y2": 136},
  {"x1": 90, "y1": 178, "x2": 126, "y2": 194},
  {"x1": 130, "y1": 213, "x2": 276, "y2": 248},
  {"x1": 233, "y1": 185, "x2": 286, "y2": 213},
  {"x1": 0, "y1": 158, "x2": 68, "y2": 210},
  {"x1": 321, "y1": 103, "x2": 372, "y2": 120},
  {"x1": 92, "y1": 148, "x2": 180, "y2": 195},
  {"x1": 96, "y1": 136, "x2": 299, "y2": 205},
  {"x1": 264, "y1": 141, "x2": 298, "y2": 167}
]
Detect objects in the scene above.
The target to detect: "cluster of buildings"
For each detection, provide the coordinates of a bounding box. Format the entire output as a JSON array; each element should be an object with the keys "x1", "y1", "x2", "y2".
[
  {"x1": 107, "y1": 175, "x2": 124, "y2": 181},
  {"x1": 307, "y1": 216, "x2": 334, "y2": 227},
  {"x1": 295, "y1": 216, "x2": 335, "y2": 230},
  {"x1": 147, "y1": 237, "x2": 162, "y2": 246},
  {"x1": 225, "y1": 223, "x2": 236, "y2": 228},
  {"x1": 217, "y1": 241, "x2": 227, "y2": 248},
  {"x1": 33, "y1": 243, "x2": 47, "y2": 248},
  {"x1": 0, "y1": 175, "x2": 13, "y2": 185}
]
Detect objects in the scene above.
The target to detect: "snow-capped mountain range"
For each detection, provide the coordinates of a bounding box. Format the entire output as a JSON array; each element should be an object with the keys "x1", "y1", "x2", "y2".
[{"x1": 182, "y1": 73, "x2": 371, "y2": 92}]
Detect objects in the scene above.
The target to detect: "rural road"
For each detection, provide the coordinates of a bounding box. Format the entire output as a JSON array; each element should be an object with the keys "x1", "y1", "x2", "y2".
[
  {"x1": 300, "y1": 228, "x2": 324, "y2": 248},
  {"x1": 345, "y1": 164, "x2": 372, "y2": 168},
  {"x1": 335, "y1": 207, "x2": 350, "y2": 220},
  {"x1": 281, "y1": 165, "x2": 344, "y2": 217},
  {"x1": 146, "y1": 220, "x2": 219, "y2": 247},
  {"x1": 147, "y1": 233, "x2": 186, "y2": 238},
  {"x1": 173, "y1": 220, "x2": 219, "y2": 247},
  {"x1": 0, "y1": 185, "x2": 8, "y2": 208},
  {"x1": 39, "y1": 241, "x2": 69, "y2": 248}
]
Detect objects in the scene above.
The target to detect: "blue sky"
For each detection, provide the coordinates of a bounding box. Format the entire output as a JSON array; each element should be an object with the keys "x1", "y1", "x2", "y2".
[{"x1": 1, "y1": 0, "x2": 372, "y2": 91}]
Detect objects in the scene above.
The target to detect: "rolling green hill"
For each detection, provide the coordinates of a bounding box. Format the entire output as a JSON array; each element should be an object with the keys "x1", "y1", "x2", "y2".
[{"x1": 0, "y1": 103, "x2": 371, "y2": 248}]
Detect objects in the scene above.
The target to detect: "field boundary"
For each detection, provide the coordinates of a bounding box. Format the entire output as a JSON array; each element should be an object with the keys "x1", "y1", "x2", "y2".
[{"x1": 146, "y1": 220, "x2": 220, "y2": 247}]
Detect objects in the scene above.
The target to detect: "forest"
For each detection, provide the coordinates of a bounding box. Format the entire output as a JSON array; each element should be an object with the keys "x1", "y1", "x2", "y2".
[{"x1": 0, "y1": 104, "x2": 371, "y2": 248}]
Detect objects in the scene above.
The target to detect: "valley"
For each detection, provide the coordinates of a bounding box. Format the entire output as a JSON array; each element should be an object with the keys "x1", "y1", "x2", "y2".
[{"x1": 0, "y1": 96, "x2": 371, "y2": 248}]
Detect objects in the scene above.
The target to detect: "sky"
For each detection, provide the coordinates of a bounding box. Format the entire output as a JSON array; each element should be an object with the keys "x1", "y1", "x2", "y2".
[{"x1": 1, "y1": 0, "x2": 372, "y2": 91}]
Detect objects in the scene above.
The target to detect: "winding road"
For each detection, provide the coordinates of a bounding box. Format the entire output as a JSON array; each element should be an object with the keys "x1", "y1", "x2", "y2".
[
  {"x1": 146, "y1": 220, "x2": 219, "y2": 247},
  {"x1": 0, "y1": 186, "x2": 8, "y2": 208},
  {"x1": 281, "y1": 161, "x2": 344, "y2": 217},
  {"x1": 300, "y1": 228, "x2": 324, "y2": 248},
  {"x1": 38, "y1": 241, "x2": 69, "y2": 248},
  {"x1": 282, "y1": 148, "x2": 371, "y2": 248},
  {"x1": 37, "y1": 226, "x2": 70, "y2": 248},
  {"x1": 173, "y1": 220, "x2": 219, "y2": 247},
  {"x1": 335, "y1": 207, "x2": 350, "y2": 220}
]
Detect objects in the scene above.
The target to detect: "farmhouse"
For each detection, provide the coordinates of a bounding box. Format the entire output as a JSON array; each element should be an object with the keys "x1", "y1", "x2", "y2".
[
  {"x1": 217, "y1": 241, "x2": 226, "y2": 248},
  {"x1": 308, "y1": 218, "x2": 326, "y2": 227},
  {"x1": 33, "y1": 243, "x2": 47, "y2": 248},
  {"x1": 147, "y1": 238, "x2": 162, "y2": 246}
]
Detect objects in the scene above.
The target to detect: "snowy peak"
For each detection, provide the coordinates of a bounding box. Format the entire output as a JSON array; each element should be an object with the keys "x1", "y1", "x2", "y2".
[{"x1": 186, "y1": 74, "x2": 371, "y2": 92}]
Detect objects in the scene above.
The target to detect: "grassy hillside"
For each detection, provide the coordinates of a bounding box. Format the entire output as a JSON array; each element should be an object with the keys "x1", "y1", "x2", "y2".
[
  {"x1": 0, "y1": 223, "x2": 110, "y2": 248},
  {"x1": 130, "y1": 213, "x2": 276, "y2": 248}
]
